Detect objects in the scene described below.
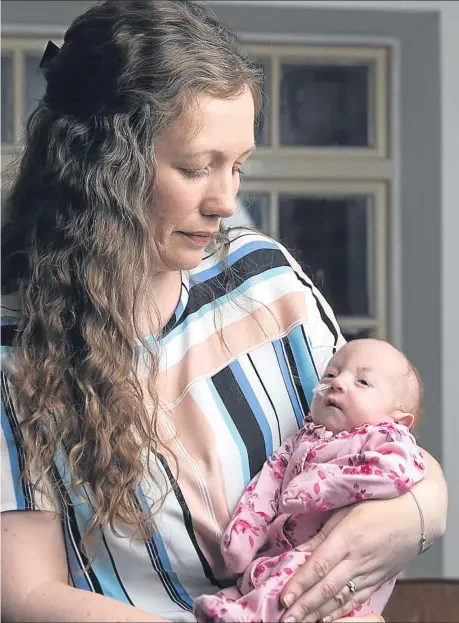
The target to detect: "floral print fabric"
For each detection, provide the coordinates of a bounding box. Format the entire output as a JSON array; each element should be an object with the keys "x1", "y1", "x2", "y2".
[{"x1": 194, "y1": 419, "x2": 426, "y2": 622}]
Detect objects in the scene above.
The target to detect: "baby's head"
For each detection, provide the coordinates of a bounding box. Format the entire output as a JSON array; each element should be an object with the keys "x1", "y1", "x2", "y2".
[{"x1": 311, "y1": 338, "x2": 422, "y2": 434}]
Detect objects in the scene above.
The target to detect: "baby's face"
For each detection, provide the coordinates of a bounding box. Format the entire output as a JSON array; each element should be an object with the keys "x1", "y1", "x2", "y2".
[{"x1": 311, "y1": 339, "x2": 411, "y2": 434}]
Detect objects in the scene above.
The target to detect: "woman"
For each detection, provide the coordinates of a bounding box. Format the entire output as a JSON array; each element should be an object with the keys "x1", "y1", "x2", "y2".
[{"x1": 1, "y1": 1, "x2": 447, "y2": 622}]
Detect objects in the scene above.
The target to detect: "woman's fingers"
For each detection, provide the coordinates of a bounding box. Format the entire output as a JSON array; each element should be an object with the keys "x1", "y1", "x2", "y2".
[
  {"x1": 280, "y1": 562, "x2": 369, "y2": 623},
  {"x1": 280, "y1": 522, "x2": 350, "y2": 609},
  {"x1": 311, "y1": 585, "x2": 376, "y2": 623},
  {"x1": 335, "y1": 616, "x2": 384, "y2": 622}
]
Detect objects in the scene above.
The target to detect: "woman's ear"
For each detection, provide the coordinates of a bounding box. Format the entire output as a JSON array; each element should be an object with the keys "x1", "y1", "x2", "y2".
[{"x1": 395, "y1": 411, "x2": 414, "y2": 429}]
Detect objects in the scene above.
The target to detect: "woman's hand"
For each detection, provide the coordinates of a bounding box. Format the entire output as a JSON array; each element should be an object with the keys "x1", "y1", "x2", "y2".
[
  {"x1": 279, "y1": 450, "x2": 447, "y2": 623},
  {"x1": 335, "y1": 616, "x2": 384, "y2": 622},
  {"x1": 279, "y1": 496, "x2": 419, "y2": 623}
]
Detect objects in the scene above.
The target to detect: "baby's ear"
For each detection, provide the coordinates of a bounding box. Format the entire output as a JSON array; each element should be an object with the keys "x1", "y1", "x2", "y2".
[{"x1": 395, "y1": 410, "x2": 414, "y2": 429}]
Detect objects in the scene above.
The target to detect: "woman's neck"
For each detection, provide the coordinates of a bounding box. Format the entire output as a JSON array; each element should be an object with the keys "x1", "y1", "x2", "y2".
[{"x1": 134, "y1": 269, "x2": 182, "y2": 337}]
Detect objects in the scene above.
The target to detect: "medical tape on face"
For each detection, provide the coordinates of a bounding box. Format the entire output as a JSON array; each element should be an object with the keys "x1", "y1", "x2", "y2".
[{"x1": 312, "y1": 382, "x2": 332, "y2": 396}]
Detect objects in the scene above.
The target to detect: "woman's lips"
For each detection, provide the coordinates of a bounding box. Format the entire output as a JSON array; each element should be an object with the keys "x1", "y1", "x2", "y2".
[{"x1": 180, "y1": 232, "x2": 213, "y2": 247}]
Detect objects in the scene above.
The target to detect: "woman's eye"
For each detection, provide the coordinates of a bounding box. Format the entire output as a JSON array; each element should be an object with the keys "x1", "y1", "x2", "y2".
[
  {"x1": 180, "y1": 168, "x2": 208, "y2": 179},
  {"x1": 323, "y1": 372, "x2": 335, "y2": 379}
]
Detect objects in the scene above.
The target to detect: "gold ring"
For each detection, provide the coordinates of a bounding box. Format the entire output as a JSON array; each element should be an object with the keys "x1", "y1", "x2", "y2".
[{"x1": 347, "y1": 580, "x2": 357, "y2": 594}]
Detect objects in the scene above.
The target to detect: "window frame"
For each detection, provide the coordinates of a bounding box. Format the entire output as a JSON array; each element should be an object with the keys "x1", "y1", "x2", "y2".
[
  {"x1": 243, "y1": 42, "x2": 392, "y2": 340},
  {"x1": 251, "y1": 43, "x2": 389, "y2": 159},
  {"x1": 240, "y1": 180, "x2": 388, "y2": 339}
]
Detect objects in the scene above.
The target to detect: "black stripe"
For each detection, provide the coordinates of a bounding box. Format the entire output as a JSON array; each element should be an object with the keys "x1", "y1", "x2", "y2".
[
  {"x1": 157, "y1": 455, "x2": 223, "y2": 590},
  {"x1": 247, "y1": 353, "x2": 282, "y2": 447},
  {"x1": 173, "y1": 246, "x2": 291, "y2": 333},
  {"x1": 201, "y1": 231, "x2": 255, "y2": 262},
  {"x1": 1, "y1": 324, "x2": 18, "y2": 347},
  {"x1": 50, "y1": 465, "x2": 103, "y2": 594},
  {"x1": 294, "y1": 273, "x2": 339, "y2": 349},
  {"x1": 1, "y1": 372, "x2": 34, "y2": 510},
  {"x1": 281, "y1": 336, "x2": 310, "y2": 417},
  {"x1": 133, "y1": 495, "x2": 193, "y2": 612},
  {"x1": 271, "y1": 341, "x2": 304, "y2": 425},
  {"x1": 301, "y1": 325, "x2": 320, "y2": 379},
  {"x1": 212, "y1": 364, "x2": 267, "y2": 478},
  {"x1": 80, "y1": 484, "x2": 135, "y2": 606}
]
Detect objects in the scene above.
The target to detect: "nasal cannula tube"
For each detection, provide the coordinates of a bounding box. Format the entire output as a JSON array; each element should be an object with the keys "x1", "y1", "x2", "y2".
[{"x1": 312, "y1": 382, "x2": 332, "y2": 396}]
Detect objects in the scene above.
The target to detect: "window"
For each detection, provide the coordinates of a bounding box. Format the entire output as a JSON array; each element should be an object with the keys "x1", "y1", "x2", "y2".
[
  {"x1": 1, "y1": 38, "x2": 54, "y2": 168},
  {"x1": 2, "y1": 38, "x2": 392, "y2": 341},
  {"x1": 236, "y1": 44, "x2": 392, "y2": 341}
]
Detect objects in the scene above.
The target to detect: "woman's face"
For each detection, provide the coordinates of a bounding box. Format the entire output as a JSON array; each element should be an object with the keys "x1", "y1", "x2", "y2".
[{"x1": 149, "y1": 88, "x2": 256, "y2": 272}]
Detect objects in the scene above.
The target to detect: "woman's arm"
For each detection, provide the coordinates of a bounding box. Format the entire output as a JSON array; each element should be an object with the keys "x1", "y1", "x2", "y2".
[
  {"x1": 1, "y1": 510, "x2": 170, "y2": 623},
  {"x1": 277, "y1": 449, "x2": 447, "y2": 623},
  {"x1": 411, "y1": 449, "x2": 448, "y2": 545}
]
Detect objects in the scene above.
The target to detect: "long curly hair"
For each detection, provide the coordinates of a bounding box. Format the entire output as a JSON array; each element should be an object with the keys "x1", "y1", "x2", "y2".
[{"x1": 1, "y1": 0, "x2": 263, "y2": 542}]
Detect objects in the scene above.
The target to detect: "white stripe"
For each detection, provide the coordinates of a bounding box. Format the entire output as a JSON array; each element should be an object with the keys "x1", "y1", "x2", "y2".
[
  {"x1": 1, "y1": 377, "x2": 34, "y2": 509},
  {"x1": 159, "y1": 412, "x2": 222, "y2": 540},
  {"x1": 0, "y1": 419, "x2": 18, "y2": 512},
  {"x1": 159, "y1": 269, "x2": 306, "y2": 375},
  {"x1": 1, "y1": 293, "x2": 22, "y2": 316},
  {"x1": 189, "y1": 380, "x2": 246, "y2": 515},
  {"x1": 103, "y1": 462, "x2": 213, "y2": 616},
  {"x1": 247, "y1": 343, "x2": 300, "y2": 449},
  {"x1": 237, "y1": 352, "x2": 283, "y2": 449}
]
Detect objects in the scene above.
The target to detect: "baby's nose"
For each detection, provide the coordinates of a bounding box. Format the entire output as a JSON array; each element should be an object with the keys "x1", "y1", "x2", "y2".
[{"x1": 330, "y1": 374, "x2": 346, "y2": 392}]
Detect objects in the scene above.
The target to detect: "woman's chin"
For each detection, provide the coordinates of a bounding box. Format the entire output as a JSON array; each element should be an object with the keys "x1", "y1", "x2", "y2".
[{"x1": 159, "y1": 248, "x2": 206, "y2": 272}]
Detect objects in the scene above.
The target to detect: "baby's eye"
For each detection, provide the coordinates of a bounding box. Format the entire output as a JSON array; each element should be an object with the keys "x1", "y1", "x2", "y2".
[
  {"x1": 358, "y1": 378, "x2": 372, "y2": 387},
  {"x1": 322, "y1": 372, "x2": 335, "y2": 379}
]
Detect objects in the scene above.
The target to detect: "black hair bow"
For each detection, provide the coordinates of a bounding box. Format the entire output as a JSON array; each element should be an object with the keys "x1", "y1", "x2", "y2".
[{"x1": 39, "y1": 40, "x2": 61, "y2": 70}]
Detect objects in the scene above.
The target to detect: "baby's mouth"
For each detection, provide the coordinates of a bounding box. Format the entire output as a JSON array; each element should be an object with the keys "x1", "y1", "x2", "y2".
[{"x1": 325, "y1": 396, "x2": 341, "y2": 410}]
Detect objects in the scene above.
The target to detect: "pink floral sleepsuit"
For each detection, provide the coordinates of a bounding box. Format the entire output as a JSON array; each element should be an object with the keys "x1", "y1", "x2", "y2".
[{"x1": 194, "y1": 418, "x2": 426, "y2": 622}]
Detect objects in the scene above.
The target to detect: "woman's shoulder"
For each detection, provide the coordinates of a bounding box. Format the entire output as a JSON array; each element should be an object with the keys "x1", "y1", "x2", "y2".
[{"x1": 190, "y1": 227, "x2": 305, "y2": 287}]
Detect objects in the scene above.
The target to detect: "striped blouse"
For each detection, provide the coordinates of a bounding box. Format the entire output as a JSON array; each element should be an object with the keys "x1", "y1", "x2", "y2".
[{"x1": 1, "y1": 231, "x2": 344, "y2": 621}]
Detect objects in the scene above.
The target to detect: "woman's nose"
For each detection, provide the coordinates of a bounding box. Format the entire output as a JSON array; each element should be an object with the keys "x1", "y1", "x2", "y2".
[{"x1": 201, "y1": 173, "x2": 238, "y2": 219}]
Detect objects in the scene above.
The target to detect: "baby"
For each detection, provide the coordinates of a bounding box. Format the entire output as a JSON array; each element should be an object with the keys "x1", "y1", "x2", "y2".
[{"x1": 194, "y1": 339, "x2": 427, "y2": 623}]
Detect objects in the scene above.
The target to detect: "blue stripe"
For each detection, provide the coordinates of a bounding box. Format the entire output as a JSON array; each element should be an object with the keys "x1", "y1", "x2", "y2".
[
  {"x1": 229, "y1": 360, "x2": 274, "y2": 457},
  {"x1": 53, "y1": 454, "x2": 130, "y2": 603},
  {"x1": 272, "y1": 340, "x2": 304, "y2": 428},
  {"x1": 206, "y1": 379, "x2": 251, "y2": 487},
  {"x1": 287, "y1": 326, "x2": 320, "y2": 407},
  {"x1": 137, "y1": 485, "x2": 193, "y2": 609},
  {"x1": 174, "y1": 298, "x2": 185, "y2": 322},
  {"x1": 1, "y1": 315, "x2": 19, "y2": 325},
  {"x1": 1, "y1": 399, "x2": 25, "y2": 509},
  {"x1": 192, "y1": 240, "x2": 278, "y2": 285},
  {"x1": 158, "y1": 265, "x2": 292, "y2": 349}
]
